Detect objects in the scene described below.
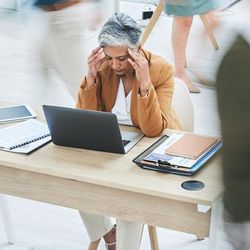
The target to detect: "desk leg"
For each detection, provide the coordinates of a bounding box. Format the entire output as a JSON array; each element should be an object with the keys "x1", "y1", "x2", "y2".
[
  {"x1": 0, "y1": 195, "x2": 34, "y2": 250},
  {"x1": 196, "y1": 204, "x2": 211, "y2": 240},
  {"x1": 0, "y1": 195, "x2": 16, "y2": 244},
  {"x1": 208, "y1": 197, "x2": 223, "y2": 250}
]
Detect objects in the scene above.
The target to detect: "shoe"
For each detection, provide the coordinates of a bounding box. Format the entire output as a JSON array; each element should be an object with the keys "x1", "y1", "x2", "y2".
[
  {"x1": 188, "y1": 85, "x2": 201, "y2": 93},
  {"x1": 105, "y1": 241, "x2": 116, "y2": 250},
  {"x1": 175, "y1": 73, "x2": 201, "y2": 93},
  {"x1": 104, "y1": 224, "x2": 116, "y2": 250}
]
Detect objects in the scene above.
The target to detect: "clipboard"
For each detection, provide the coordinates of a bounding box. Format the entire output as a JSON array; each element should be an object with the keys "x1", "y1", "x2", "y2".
[{"x1": 133, "y1": 135, "x2": 222, "y2": 176}]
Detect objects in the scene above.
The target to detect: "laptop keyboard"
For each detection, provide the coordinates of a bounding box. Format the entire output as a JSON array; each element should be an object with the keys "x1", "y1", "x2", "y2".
[{"x1": 122, "y1": 140, "x2": 131, "y2": 147}]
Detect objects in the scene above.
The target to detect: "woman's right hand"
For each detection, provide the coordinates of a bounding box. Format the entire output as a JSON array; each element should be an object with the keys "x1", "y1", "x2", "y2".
[{"x1": 86, "y1": 47, "x2": 105, "y2": 88}]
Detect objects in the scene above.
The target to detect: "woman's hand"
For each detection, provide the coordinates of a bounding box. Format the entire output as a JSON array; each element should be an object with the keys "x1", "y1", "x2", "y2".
[
  {"x1": 86, "y1": 47, "x2": 105, "y2": 88},
  {"x1": 128, "y1": 48, "x2": 151, "y2": 95}
]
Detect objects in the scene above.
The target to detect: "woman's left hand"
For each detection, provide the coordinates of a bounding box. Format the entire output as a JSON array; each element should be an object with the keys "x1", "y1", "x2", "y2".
[{"x1": 128, "y1": 49, "x2": 151, "y2": 92}]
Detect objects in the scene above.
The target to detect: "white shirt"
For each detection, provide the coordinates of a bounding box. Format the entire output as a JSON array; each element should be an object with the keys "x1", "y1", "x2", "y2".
[{"x1": 111, "y1": 79, "x2": 133, "y2": 126}]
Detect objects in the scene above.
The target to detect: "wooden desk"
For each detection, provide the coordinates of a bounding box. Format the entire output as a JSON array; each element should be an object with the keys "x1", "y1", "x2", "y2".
[{"x1": 0, "y1": 118, "x2": 223, "y2": 249}]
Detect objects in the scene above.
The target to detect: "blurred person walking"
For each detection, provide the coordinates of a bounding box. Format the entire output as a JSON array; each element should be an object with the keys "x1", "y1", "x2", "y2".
[
  {"x1": 216, "y1": 1, "x2": 250, "y2": 249},
  {"x1": 217, "y1": 35, "x2": 250, "y2": 250},
  {"x1": 33, "y1": 0, "x2": 111, "y2": 99},
  {"x1": 164, "y1": 0, "x2": 222, "y2": 93}
]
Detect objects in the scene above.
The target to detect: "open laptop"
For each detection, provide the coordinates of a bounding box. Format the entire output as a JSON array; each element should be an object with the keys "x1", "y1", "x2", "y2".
[{"x1": 42, "y1": 105, "x2": 144, "y2": 154}]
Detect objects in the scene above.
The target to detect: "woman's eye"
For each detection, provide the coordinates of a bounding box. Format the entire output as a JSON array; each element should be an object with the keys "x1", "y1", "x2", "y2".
[
  {"x1": 105, "y1": 57, "x2": 127, "y2": 62},
  {"x1": 118, "y1": 58, "x2": 126, "y2": 62}
]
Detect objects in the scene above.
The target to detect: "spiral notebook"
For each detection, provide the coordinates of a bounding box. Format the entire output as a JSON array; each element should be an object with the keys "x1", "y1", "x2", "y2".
[{"x1": 0, "y1": 119, "x2": 52, "y2": 154}]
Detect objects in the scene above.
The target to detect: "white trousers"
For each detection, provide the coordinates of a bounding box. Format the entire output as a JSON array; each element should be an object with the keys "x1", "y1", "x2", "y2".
[
  {"x1": 79, "y1": 212, "x2": 144, "y2": 250},
  {"x1": 36, "y1": 0, "x2": 112, "y2": 99}
]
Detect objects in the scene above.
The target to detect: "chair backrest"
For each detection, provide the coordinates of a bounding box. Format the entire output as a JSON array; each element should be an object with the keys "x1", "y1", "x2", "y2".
[{"x1": 172, "y1": 77, "x2": 194, "y2": 132}]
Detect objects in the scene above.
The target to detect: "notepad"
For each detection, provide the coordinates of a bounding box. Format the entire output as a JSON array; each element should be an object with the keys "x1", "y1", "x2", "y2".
[
  {"x1": 0, "y1": 119, "x2": 51, "y2": 154},
  {"x1": 165, "y1": 134, "x2": 219, "y2": 159}
]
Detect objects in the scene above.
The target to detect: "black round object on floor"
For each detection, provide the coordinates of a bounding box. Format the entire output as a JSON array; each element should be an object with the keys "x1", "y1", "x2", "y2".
[{"x1": 181, "y1": 180, "x2": 205, "y2": 191}]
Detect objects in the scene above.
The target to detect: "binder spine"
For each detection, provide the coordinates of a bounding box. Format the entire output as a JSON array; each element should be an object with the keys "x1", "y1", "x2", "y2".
[{"x1": 9, "y1": 133, "x2": 50, "y2": 150}]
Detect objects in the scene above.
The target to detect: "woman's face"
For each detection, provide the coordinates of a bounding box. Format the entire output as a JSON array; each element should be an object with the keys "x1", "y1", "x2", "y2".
[{"x1": 103, "y1": 46, "x2": 134, "y2": 76}]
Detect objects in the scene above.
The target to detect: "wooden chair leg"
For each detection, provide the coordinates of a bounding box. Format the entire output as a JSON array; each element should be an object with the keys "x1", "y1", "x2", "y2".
[
  {"x1": 148, "y1": 225, "x2": 159, "y2": 250},
  {"x1": 199, "y1": 14, "x2": 219, "y2": 50},
  {"x1": 88, "y1": 238, "x2": 101, "y2": 250},
  {"x1": 141, "y1": 0, "x2": 164, "y2": 46}
]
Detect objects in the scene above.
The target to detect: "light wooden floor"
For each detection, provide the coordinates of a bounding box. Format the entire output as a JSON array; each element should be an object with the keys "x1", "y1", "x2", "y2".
[{"x1": 1, "y1": 0, "x2": 247, "y2": 249}]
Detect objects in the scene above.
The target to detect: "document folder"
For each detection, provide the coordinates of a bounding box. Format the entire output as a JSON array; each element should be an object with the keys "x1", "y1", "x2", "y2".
[{"x1": 133, "y1": 135, "x2": 222, "y2": 176}]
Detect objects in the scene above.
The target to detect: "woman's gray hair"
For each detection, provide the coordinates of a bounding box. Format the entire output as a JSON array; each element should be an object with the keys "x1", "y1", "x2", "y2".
[{"x1": 98, "y1": 12, "x2": 142, "y2": 49}]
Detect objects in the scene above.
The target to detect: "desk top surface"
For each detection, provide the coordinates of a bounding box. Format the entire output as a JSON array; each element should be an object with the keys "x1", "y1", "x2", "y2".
[
  {"x1": 0, "y1": 129, "x2": 223, "y2": 206},
  {"x1": 0, "y1": 104, "x2": 223, "y2": 206}
]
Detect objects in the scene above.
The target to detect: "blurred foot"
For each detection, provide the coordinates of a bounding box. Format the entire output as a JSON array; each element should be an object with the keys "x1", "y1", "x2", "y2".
[
  {"x1": 175, "y1": 72, "x2": 201, "y2": 93},
  {"x1": 189, "y1": 85, "x2": 201, "y2": 93}
]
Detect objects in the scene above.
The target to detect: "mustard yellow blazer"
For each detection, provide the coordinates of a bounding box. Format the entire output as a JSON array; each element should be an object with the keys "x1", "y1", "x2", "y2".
[{"x1": 76, "y1": 49, "x2": 181, "y2": 137}]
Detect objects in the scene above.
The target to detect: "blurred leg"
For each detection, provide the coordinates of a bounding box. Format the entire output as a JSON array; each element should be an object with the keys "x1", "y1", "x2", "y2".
[
  {"x1": 48, "y1": 1, "x2": 111, "y2": 99},
  {"x1": 48, "y1": 2, "x2": 96, "y2": 99},
  {"x1": 224, "y1": 211, "x2": 250, "y2": 250},
  {"x1": 172, "y1": 16, "x2": 200, "y2": 93}
]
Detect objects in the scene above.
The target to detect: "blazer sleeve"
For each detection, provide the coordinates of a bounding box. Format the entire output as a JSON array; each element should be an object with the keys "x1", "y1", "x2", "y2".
[
  {"x1": 75, "y1": 73, "x2": 103, "y2": 110},
  {"x1": 137, "y1": 63, "x2": 179, "y2": 137}
]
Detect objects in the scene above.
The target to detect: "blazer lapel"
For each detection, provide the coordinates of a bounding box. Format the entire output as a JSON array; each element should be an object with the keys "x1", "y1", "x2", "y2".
[{"x1": 130, "y1": 77, "x2": 140, "y2": 127}]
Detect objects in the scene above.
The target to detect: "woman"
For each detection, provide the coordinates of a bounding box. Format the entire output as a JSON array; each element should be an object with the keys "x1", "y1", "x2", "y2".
[
  {"x1": 76, "y1": 13, "x2": 180, "y2": 250},
  {"x1": 164, "y1": 0, "x2": 220, "y2": 93}
]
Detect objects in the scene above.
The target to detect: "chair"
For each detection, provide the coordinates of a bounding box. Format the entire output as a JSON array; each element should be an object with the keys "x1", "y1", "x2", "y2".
[
  {"x1": 87, "y1": 77, "x2": 194, "y2": 250},
  {"x1": 141, "y1": 0, "x2": 219, "y2": 50},
  {"x1": 172, "y1": 77, "x2": 195, "y2": 132}
]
